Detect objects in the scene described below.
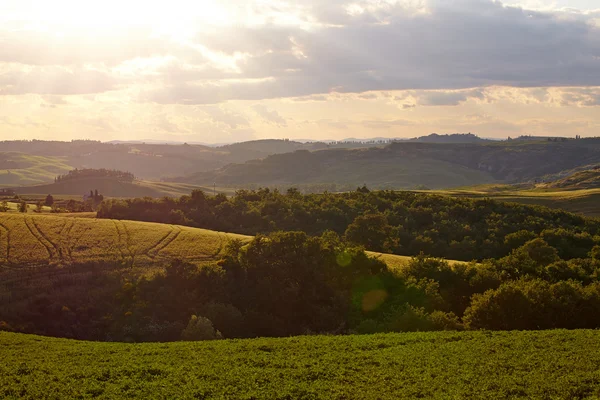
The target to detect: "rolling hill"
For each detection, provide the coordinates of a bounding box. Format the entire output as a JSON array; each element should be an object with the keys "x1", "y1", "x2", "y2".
[
  {"x1": 0, "y1": 153, "x2": 73, "y2": 187},
  {"x1": 177, "y1": 139, "x2": 600, "y2": 190},
  {"x1": 0, "y1": 213, "x2": 431, "y2": 270},
  {"x1": 0, "y1": 214, "x2": 248, "y2": 267},
  {"x1": 430, "y1": 185, "x2": 600, "y2": 217},
  {"x1": 0, "y1": 139, "x2": 369, "y2": 187},
  {"x1": 12, "y1": 177, "x2": 212, "y2": 198},
  {"x1": 541, "y1": 166, "x2": 600, "y2": 189},
  {"x1": 2, "y1": 330, "x2": 600, "y2": 399}
]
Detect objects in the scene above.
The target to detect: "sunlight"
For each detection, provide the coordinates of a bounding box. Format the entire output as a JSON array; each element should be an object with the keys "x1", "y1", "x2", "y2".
[{"x1": 17, "y1": 0, "x2": 233, "y2": 38}]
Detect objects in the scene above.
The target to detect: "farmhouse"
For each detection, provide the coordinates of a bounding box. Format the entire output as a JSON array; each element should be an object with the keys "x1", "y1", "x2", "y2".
[{"x1": 0, "y1": 188, "x2": 16, "y2": 196}]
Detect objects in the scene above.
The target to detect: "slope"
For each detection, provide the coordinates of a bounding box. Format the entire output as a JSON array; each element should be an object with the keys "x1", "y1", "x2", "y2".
[
  {"x1": 178, "y1": 147, "x2": 496, "y2": 189},
  {"x1": 178, "y1": 139, "x2": 600, "y2": 190},
  {"x1": 13, "y1": 177, "x2": 208, "y2": 198},
  {"x1": 432, "y1": 186, "x2": 600, "y2": 218},
  {"x1": 0, "y1": 213, "x2": 458, "y2": 269},
  {"x1": 0, "y1": 213, "x2": 248, "y2": 267},
  {"x1": 2, "y1": 330, "x2": 600, "y2": 399},
  {"x1": 0, "y1": 152, "x2": 74, "y2": 187}
]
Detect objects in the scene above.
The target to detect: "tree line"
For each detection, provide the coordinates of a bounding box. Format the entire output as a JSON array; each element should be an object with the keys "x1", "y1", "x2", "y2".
[
  {"x1": 97, "y1": 188, "x2": 600, "y2": 262},
  {"x1": 4, "y1": 231, "x2": 600, "y2": 341},
  {"x1": 55, "y1": 168, "x2": 134, "y2": 183}
]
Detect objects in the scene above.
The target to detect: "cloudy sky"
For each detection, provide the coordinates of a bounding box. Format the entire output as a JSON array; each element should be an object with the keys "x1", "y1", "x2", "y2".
[{"x1": 1, "y1": 0, "x2": 599, "y2": 143}]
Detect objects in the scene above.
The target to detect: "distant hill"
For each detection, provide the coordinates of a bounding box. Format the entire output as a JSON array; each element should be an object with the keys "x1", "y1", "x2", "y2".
[
  {"x1": 174, "y1": 146, "x2": 496, "y2": 189},
  {"x1": 176, "y1": 139, "x2": 600, "y2": 190},
  {"x1": 0, "y1": 139, "x2": 363, "y2": 186},
  {"x1": 13, "y1": 177, "x2": 205, "y2": 198},
  {"x1": 0, "y1": 152, "x2": 73, "y2": 186},
  {"x1": 409, "y1": 133, "x2": 490, "y2": 143},
  {"x1": 542, "y1": 166, "x2": 600, "y2": 190}
]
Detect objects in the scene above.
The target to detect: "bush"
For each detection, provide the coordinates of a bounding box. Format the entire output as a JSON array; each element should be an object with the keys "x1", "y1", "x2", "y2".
[
  {"x1": 181, "y1": 315, "x2": 222, "y2": 341},
  {"x1": 464, "y1": 279, "x2": 600, "y2": 330}
]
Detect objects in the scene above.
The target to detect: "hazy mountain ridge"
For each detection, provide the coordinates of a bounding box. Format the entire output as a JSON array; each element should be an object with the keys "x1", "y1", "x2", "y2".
[{"x1": 176, "y1": 139, "x2": 600, "y2": 189}]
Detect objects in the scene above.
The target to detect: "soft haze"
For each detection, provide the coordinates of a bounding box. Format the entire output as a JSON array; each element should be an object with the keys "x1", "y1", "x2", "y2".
[{"x1": 1, "y1": 0, "x2": 599, "y2": 143}]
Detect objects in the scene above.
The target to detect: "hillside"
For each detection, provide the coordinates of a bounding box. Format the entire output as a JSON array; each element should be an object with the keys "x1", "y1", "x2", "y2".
[
  {"x1": 12, "y1": 177, "x2": 209, "y2": 198},
  {"x1": 542, "y1": 166, "x2": 600, "y2": 189},
  {"x1": 0, "y1": 140, "x2": 364, "y2": 186},
  {"x1": 0, "y1": 213, "x2": 422, "y2": 269},
  {"x1": 177, "y1": 139, "x2": 600, "y2": 190},
  {"x1": 431, "y1": 185, "x2": 600, "y2": 217},
  {"x1": 2, "y1": 330, "x2": 600, "y2": 399},
  {"x1": 0, "y1": 152, "x2": 73, "y2": 186},
  {"x1": 177, "y1": 147, "x2": 496, "y2": 189},
  {"x1": 0, "y1": 213, "x2": 249, "y2": 267}
]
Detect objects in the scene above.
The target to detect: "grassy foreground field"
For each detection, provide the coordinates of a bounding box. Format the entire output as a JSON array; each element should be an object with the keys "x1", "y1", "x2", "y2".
[{"x1": 1, "y1": 330, "x2": 599, "y2": 399}]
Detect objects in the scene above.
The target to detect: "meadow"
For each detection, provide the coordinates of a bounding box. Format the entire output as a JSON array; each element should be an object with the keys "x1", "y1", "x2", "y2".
[
  {"x1": 0, "y1": 153, "x2": 74, "y2": 187},
  {"x1": 0, "y1": 213, "x2": 441, "y2": 270},
  {"x1": 0, "y1": 214, "x2": 248, "y2": 267},
  {"x1": 428, "y1": 186, "x2": 600, "y2": 217},
  {"x1": 1, "y1": 329, "x2": 599, "y2": 399}
]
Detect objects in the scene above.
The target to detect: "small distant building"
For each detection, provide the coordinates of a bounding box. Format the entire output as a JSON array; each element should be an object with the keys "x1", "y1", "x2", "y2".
[{"x1": 0, "y1": 188, "x2": 16, "y2": 196}]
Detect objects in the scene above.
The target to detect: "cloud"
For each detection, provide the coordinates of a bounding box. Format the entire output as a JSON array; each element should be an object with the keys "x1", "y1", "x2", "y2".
[
  {"x1": 141, "y1": 0, "x2": 600, "y2": 104},
  {"x1": 417, "y1": 89, "x2": 486, "y2": 106},
  {"x1": 252, "y1": 104, "x2": 288, "y2": 126},
  {"x1": 1, "y1": 0, "x2": 600, "y2": 104},
  {"x1": 361, "y1": 119, "x2": 414, "y2": 129},
  {"x1": 0, "y1": 65, "x2": 118, "y2": 95},
  {"x1": 0, "y1": 27, "x2": 185, "y2": 66},
  {"x1": 199, "y1": 106, "x2": 250, "y2": 129}
]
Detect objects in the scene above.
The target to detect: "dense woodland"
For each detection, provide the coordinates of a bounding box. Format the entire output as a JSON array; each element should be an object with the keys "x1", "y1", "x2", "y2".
[
  {"x1": 3, "y1": 189, "x2": 600, "y2": 341},
  {"x1": 4, "y1": 230, "x2": 600, "y2": 341},
  {"x1": 98, "y1": 188, "x2": 600, "y2": 261},
  {"x1": 55, "y1": 168, "x2": 134, "y2": 183}
]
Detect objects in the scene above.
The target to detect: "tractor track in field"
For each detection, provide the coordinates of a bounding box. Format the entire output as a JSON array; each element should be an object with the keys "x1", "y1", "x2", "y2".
[
  {"x1": 148, "y1": 226, "x2": 182, "y2": 258},
  {"x1": 121, "y1": 222, "x2": 136, "y2": 266},
  {"x1": 112, "y1": 220, "x2": 129, "y2": 264},
  {"x1": 0, "y1": 221, "x2": 10, "y2": 264},
  {"x1": 59, "y1": 219, "x2": 76, "y2": 263},
  {"x1": 31, "y1": 216, "x2": 65, "y2": 261},
  {"x1": 23, "y1": 216, "x2": 54, "y2": 260}
]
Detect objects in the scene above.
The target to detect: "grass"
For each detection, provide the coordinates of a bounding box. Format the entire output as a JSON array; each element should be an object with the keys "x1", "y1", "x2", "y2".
[
  {"x1": 367, "y1": 251, "x2": 467, "y2": 271},
  {"x1": 0, "y1": 213, "x2": 248, "y2": 267},
  {"x1": 1, "y1": 329, "x2": 600, "y2": 399},
  {"x1": 427, "y1": 186, "x2": 600, "y2": 217},
  {"x1": 13, "y1": 177, "x2": 233, "y2": 198},
  {"x1": 0, "y1": 213, "x2": 463, "y2": 270},
  {"x1": 0, "y1": 153, "x2": 74, "y2": 187}
]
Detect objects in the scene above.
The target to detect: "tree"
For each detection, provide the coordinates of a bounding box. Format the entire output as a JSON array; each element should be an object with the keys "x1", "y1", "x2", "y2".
[
  {"x1": 44, "y1": 194, "x2": 54, "y2": 207},
  {"x1": 35, "y1": 201, "x2": 43, "y2": 213},
  {"x1": 344, "y1": 213, "x2": 392, "y2": 252},
  {"x1": 18, "y1": 201, "x2": 28, "y2": 213},
  {"x1": 0, "y1": 201, "x2": 8, "y2": 212}
]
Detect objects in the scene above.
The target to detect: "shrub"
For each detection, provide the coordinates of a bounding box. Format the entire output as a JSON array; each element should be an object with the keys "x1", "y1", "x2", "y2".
[
  {"x1": 181, "y1": 315, "x2": 222, "y2": 341},
  {"x1": 464, "y1": 279, "x2": 600, "y2": 330}
]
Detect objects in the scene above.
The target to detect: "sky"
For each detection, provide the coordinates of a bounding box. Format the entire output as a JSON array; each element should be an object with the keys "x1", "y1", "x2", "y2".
[{"x1": 0, "y1": 0, "x2": 599, "y2": 143}]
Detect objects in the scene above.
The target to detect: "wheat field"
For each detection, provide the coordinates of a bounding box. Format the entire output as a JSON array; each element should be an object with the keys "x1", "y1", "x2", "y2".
[{"x1": 0, "y1": 213, "x2": 249, "y2": 267}]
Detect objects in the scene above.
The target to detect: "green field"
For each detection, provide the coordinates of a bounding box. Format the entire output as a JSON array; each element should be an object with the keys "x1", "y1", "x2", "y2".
[
  {"x1": 0, "y1": 214, "x2": 248, "y2": 267},
  {"x1": 12, "y1": 178, "x2": 230, "y2": 198},
  {"x1": 428, "y1": 186, "x2": 600, "y2": 217},
  {"x1": 0, "y1": 213, "x2": 447, "y2": 271},
  {"x1": 0, "y1": 153, "x2": 74, "y2": 187},
  {"x1": 1, "y1": 330, "x2": 599, "y2": 399}
]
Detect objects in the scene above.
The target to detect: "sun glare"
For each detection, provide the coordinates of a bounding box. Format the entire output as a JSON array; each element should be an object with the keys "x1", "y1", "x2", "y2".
[{"x1": 15, "y1": 0, "x2": 232, "y2": 38}]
